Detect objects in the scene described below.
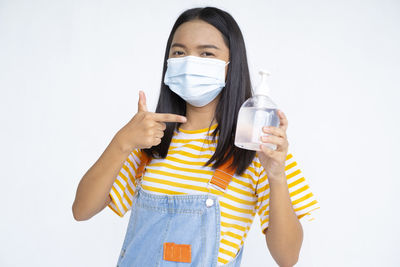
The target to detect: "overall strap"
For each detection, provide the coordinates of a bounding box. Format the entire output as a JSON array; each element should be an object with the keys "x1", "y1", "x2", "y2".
[
  {"x1": 134, "y1": 150, "x2": 236, "y2": 191},
  {"x1": 208, "y1": 156, "x2": 235, "y2": 191},
  {"x1": 135, "y1": 151, "x2": 152, "y2": 180}
]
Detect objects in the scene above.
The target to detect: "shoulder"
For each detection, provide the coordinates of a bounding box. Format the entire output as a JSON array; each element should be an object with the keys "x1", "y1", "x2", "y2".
[{"x1": 244, "y1": 153, "x2": 263, "y2": 177}]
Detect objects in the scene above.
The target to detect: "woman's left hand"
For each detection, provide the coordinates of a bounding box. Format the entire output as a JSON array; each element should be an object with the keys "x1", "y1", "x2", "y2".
[{"x1": 257, "y1": 109, "x2": 289, "y2": 183}]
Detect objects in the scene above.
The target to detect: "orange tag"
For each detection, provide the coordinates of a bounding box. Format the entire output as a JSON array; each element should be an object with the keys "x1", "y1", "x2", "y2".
[{"x1": 163, "y1": 242, "x2": 191, "y2": 263}]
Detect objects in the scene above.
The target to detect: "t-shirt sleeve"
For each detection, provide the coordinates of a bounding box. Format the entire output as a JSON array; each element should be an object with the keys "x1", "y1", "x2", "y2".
[
  {"x1": 108, "y1": 148, "x2": 142, "y2": 217},
  {"x1": 255, "y1": 151, "x2": 320, "y2": 234}
]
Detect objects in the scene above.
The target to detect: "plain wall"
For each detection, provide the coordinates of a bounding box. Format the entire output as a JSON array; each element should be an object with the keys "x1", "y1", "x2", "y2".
[{"x1": 0, "y1": 0, "x2": 399, "y2": 266}]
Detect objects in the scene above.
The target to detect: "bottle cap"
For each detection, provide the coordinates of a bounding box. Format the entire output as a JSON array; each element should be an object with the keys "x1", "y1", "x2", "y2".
[{"x1": 255, "y1": 70, "x2": 271, "y2": 96}]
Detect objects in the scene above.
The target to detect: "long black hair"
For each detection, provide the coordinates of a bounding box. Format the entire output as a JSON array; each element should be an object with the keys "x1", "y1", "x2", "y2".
[{"x1": 143, "y1": 6, "x2": 256, "y2": 176}]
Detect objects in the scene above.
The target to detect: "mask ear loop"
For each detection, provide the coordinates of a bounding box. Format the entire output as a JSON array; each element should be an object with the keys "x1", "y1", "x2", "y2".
[{"x1": 224, "y1": 61, "x2": 230, "y2": 83}]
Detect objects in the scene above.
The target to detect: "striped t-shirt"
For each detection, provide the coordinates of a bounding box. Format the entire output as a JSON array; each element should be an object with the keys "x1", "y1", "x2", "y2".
[{"x1": 108, "y1": 123, "x2": 319, "y2": 265}]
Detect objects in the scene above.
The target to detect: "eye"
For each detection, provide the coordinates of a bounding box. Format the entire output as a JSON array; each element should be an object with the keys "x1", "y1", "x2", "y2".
[
  {"x1": 201, "y1": 52, "x2": 215, "y2": 57},
  {"x1": 172, "y1": 51, "x2": 185, "y2": 56}
]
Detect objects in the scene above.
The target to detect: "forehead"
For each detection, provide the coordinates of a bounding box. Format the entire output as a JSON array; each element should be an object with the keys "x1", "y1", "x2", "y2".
[{"x1": 172, "y1": 20, "x2": 227, "y2": 48}]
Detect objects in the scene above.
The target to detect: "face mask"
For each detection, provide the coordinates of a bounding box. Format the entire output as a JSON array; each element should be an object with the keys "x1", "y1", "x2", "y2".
[{"x1": 163, "y1": 55, "x2": 230, "y2": 107}]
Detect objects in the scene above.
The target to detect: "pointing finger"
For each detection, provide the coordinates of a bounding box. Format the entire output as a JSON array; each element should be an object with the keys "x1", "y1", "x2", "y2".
[{"x1": 152, "y1": 113, "x2": 187, "y2": 123}]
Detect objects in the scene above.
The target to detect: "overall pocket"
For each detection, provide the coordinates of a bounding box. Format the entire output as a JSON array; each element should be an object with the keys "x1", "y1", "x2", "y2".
[{"x1": 160, "y1": 206, "x2": 207, "y2": 266}]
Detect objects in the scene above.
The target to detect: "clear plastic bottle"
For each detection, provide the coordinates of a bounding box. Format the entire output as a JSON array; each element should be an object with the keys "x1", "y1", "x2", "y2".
[{"x1": 235, "y1": 70, "x2": 280, "y2": 151}]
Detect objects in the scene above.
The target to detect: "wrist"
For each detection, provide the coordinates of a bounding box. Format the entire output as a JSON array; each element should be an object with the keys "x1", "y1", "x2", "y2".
[
  {"x1": 113, "y1": 131, "x2": 136, "y2": 154},
  {"x1": 268, "y1": 173, "x2": 287, "y2": 186}
]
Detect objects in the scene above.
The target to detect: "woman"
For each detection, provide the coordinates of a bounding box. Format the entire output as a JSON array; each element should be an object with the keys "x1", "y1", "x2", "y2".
[{"x1": 72, "y1": 6, "x2": 319, "y2": 267}]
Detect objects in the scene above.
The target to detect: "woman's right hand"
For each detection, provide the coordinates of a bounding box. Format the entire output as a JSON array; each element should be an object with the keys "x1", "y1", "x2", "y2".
[{"x1": 115, "y1": 90, "x2": 187, "y2": 152}]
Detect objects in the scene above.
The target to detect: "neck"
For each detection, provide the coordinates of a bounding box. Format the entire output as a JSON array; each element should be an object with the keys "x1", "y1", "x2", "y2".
[{"x1": 180, "y1": 95, "x2": 220, "y2": 131}]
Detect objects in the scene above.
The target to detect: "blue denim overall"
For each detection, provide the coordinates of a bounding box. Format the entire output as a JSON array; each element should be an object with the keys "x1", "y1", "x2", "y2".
[{"x1": 115, "y1": 183, "x2": 244, "y2": 267}]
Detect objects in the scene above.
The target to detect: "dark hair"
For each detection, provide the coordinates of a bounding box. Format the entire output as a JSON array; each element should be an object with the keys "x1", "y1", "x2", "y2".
[{"x1": 143, "y1": 6, "x2": 256, "y2": 176}]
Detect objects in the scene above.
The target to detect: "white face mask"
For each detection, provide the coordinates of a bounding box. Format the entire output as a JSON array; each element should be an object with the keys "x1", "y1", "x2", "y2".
[{"x1": 163, "y1": 55, "x2": 230, "y2": 107}]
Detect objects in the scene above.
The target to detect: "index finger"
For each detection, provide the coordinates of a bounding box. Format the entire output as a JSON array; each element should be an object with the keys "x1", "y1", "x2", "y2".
[
  {"x1": 152, "y1": 113, "x2": 187, "y2": 123},
  {"x1": 277, "y1": 109, "x2": 288, "y2": 131}
]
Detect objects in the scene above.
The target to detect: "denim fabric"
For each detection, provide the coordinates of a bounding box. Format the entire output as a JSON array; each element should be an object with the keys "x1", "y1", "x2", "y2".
[{"x1": 116, "y1": 185, "x2": 244, "y2": 267}]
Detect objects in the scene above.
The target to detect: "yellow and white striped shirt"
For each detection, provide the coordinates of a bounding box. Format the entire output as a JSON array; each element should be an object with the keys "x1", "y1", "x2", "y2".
[{"x1": 108, "y1": 123, "x2": 319, "y2": 265}]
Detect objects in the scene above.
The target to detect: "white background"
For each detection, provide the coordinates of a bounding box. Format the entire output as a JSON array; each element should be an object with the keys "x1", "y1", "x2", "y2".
[{"x1": 1, "y1": 0, "x2": 399, "y2": 266}]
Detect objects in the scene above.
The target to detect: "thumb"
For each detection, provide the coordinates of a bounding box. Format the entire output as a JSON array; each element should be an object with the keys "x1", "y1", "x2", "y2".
[{"x1": 138, "y1": 90, "x2": 148, "y2": 112}]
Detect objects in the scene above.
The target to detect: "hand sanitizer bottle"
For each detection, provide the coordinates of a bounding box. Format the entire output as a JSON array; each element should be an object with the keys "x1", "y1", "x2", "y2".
[{"x1": 235, "y1": 70, "x2": 280, "y2": 151}]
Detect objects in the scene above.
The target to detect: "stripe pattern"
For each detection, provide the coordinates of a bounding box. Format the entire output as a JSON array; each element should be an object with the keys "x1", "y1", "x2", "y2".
[{"x1": 108, "y1": 124, "x2": 319, "y2": 265}]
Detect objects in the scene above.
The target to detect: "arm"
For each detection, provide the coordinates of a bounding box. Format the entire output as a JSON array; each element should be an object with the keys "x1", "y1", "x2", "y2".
[
  {"x1": 263, "y1": 175, "x2": 303, "y2": 267},
  {"x1": 72, "y1": 90, "x2": 187, "y2": 221},
  {"x1": 258, "y1": 110, "x2": 303, "y2": 266},
  {"x1": 72, "y1": 133, "x2": 133, "y2": 221}
]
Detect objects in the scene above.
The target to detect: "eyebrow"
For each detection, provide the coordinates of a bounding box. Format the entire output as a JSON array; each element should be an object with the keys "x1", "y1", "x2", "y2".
[{"x1": 171, "y1": 43, "x2": 220, "y2": 50}]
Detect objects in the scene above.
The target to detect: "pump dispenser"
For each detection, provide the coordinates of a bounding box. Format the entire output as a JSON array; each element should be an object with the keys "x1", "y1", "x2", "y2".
[{"x1": 234, "y1": 70, "x2": 280, "y2": 151}]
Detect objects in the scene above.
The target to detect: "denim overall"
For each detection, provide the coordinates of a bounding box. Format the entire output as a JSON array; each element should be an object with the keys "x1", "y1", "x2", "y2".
[{"x1": 115, "y1": 155, "x2": 244, "y2": 266}]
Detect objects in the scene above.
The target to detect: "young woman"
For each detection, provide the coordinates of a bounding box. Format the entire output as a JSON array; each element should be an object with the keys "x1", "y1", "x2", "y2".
[{"x1": 72, "y1": 7, "x2": 319, "y2": 267}]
